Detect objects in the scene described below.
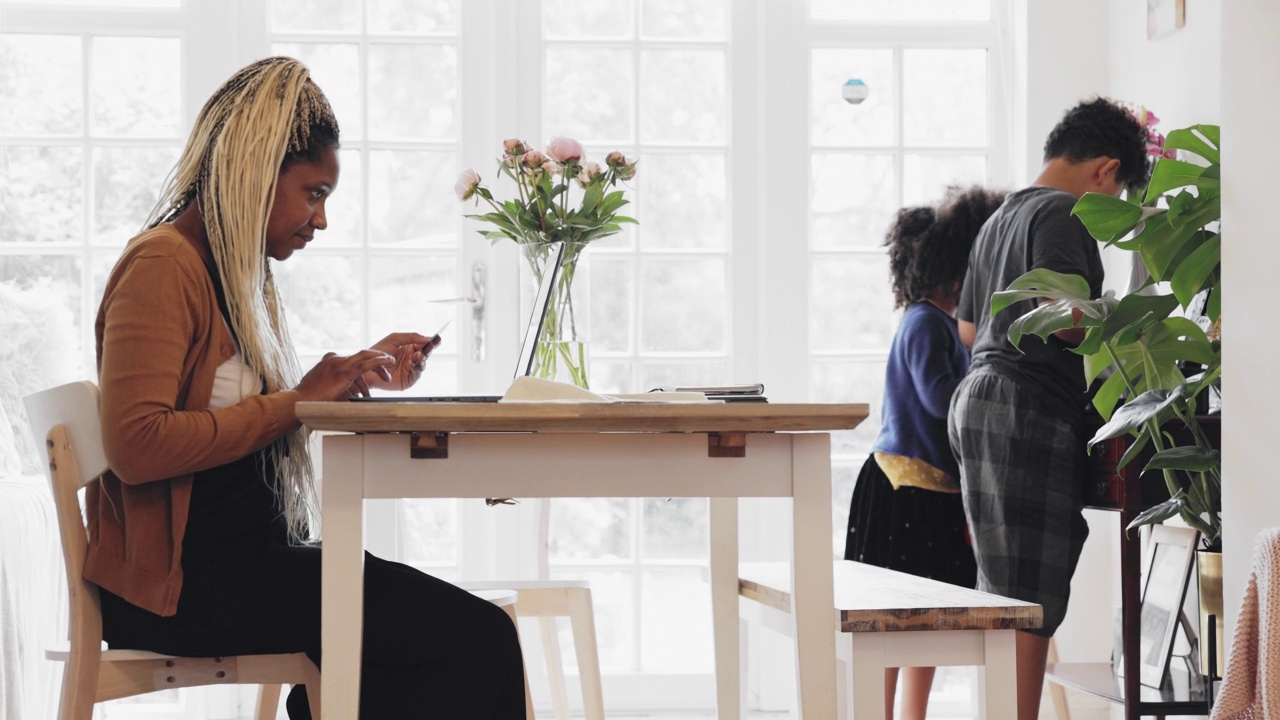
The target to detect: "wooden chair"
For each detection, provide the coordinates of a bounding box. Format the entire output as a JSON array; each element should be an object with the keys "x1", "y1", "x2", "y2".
[
  {"x1": 457, "y1": 578, "x2": 604, "y2": 720},
  {"x1": 24, "y1": 381, "x2": 321, "y2": 720}
]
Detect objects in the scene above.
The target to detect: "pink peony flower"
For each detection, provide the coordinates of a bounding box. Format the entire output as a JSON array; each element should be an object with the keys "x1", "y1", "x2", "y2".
[
  {"x1": 576, "y1": 161, "x2": 602, "y2": 186},
  {"x1": 541, "y1": 160, "x2": 560, "y2": 176},
  {"x1": 546, "y1": 136, "x2": 585, "y2": 164},
  {"x1": 454, "y1": 168, "x2": 481, "y2": 201},
  {"x1": 604, "y1": 151, "x2": 630, "y2": 168},
  {"x1": 502, "y1": 138, "x2": 527, "y2": 156},
  {"x1": 522, "y1": 150, "x2": 548, "y2": 168}
]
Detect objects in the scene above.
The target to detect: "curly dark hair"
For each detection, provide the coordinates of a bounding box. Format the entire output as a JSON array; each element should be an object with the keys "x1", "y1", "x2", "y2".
[
  {"x1": 886, "y1": 185, "x2": 1007, "y2": 309},
  {"x1": 1043, "y1": 96, "x2": 1151, "y2": 190}
]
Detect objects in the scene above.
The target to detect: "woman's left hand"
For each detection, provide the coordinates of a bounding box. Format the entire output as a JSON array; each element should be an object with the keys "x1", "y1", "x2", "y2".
[{"x1": 363, "y1": 332, "x2": 442, "y2": 391}]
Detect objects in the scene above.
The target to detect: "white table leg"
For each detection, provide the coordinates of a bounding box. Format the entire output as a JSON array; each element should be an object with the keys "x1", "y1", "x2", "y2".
[
  {"x1": 710, "y1": 496, "x2": 740, "y2": 718},
  {"x1": 321, "y1": 433, "x2": 366, "y2": 720},
  {"x1": 849, "y1": 633, "x2": 887, "y2": 720},
  {"x1": 791, "y1": 433, "x2": 837, "y2": 719},
  {"x1": 978, "y1": 629, "x2": 1017, "y2": 719}
]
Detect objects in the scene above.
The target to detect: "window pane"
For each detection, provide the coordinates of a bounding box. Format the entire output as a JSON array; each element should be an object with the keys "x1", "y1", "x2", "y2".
[
  {"x1": 639, "y1": 259, "x2": 726, "y2": 353},
  {"x1": 368, "y1": 254, "x2": 456, "y2": 354},
  {"x1": 545, "y1": 48, "x2": 634, "y2": 144},
  {"x1": 91, "y1": 37, "x2": 181, "y2": 138},
  {"x1": 641, "y1": 0, "x2": 727, "y2": 39},
  {"x1": 902, "y1": 154, "x2": 987, "y2": 207},
  {"x1": 270, "y1": 0, "x2": 361, "y2": 34},
  {"x1": 810, "y1": 358, "x2": 885, "y2": 456},
  {"x1": 543, "y1": 0, "x2": 633, "y2": 39},
  {"x1": 586, "y1": 359, "x2": 634, "y2": 394},
  {"x1": 640, "y1": 568, "x2": 712, "y2": 672},
  {"x1": 903, "y1": 49, "x2": 987, "y2": 147},
  {"x1": 368, "y1": 150, "x2": 457, "y2": 247},
  {"x1": 810, "y1": 253, "x2": 895, "y2": 352},
  {"x1": 590, "y1": 256, "x2": 632, "y2": 353},
  {"x1": 324, "y1": 148, "x2": 364, "y2": 247},
  {"x1": 638, "y1": 361, "x2": 728, "y2": 390},
  {"x1": 0, "y1": 34, "x2": 82, "y2": 135},
  {"x1": 811, "y1": 153, "x2": 895, "y2": 249},
  {"x1": 368, "y1": 43, "x2": 457, "y2": 141},
  {"x1": 810, "y1": 0, "x2": 989, "y2": 22},
  {"x1": 398, "y1": 499, "x2": 458, "y2": 565},
  {"x1": 274, "y1": 42, "x2": 363, "y2": 142},
  {"x1": 0, "y1": 0, "x2": 179, "y2": 5},
  {"x1": 640, "y1": 50, "x2": 726, "y2": 144},
  {"x1": 639, "y1": 153, "x2": 726, "y2": 250},
  {"x1": 93, "y1": 146, "x2": 180, "y2": 245},
  {"x1": 1, "y1": 146, "x2": 84, "y2": 244},
  {"x1": 367, "y1": 0, "x2": 458, "y2": 35},
  {"x1": 275, "y1": 254, "x2": 364, "y2": 353},
  {"x1": 811, "y1": 48, "x2": 893, "y2": 147},
  {"x1": 0, "y1": 256, "x2": 85, "y2": 362},
  {"x1": 550, "y1": 569, "x2": 633, "y2": 672},
  {"x1": 642, "y1": 498, "x2": 706, "y2": 560},
  {"x1": 549, "y1": 498, "x2": 631, "y2": 561}
]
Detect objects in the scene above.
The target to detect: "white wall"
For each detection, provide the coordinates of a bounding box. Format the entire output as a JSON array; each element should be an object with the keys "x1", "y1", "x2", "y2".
[{"x1": 1220, "y1": 0, "x2": 1280, "y2": 653}]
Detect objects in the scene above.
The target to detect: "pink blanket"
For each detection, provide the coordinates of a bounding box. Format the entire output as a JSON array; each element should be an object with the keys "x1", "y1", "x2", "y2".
[{"x1": 1211, "y1": 526, "x2": 1280, "y2": 720}]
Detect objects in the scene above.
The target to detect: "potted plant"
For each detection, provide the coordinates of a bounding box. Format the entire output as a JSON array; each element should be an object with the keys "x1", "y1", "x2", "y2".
[{"x1": 989, "y1": 121, "x2": 1223, "y2": 674}]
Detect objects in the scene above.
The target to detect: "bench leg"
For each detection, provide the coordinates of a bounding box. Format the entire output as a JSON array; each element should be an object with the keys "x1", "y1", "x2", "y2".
[
  {"x1": 848, "y1": 633, "x2": 887, "y2": 720},
  {"x1": 978, "y1": 629, "x2": 1018, "y2": 720},
  {"x1": 710, "y1": 497, "x2": 740, "y2": 718}
]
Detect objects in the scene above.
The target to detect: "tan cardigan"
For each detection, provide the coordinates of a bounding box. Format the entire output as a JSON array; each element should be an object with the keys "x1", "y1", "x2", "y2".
[{"x1": 88, "y1": 226, "x2": 301, "y2": 616}]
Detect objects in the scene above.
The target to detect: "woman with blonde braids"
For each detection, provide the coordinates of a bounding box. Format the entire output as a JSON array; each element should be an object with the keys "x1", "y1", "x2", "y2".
[{"x1": 91, "y1": 57, "x2": 525, "y2": 718}]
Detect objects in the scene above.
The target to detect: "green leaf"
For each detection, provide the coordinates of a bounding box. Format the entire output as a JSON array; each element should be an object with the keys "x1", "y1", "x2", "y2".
[
  {"x1": 1144, "y1": 159, "x2": 1217, "y2": 202},
  {"x1": 1097, "y1": 293, "x2": 1179, "y2": 344},
  {"x1": 991, "y1": 268, "x2": 1092, "y2": 315},
  {"x1": 1089, "y1": 388, "x2": 1183, "y2": 445},
  {"x1": 1144, "y1": 446, "x2": 1220, "y2": 474},
  {"x1": 1206, "y1": 283, "x2": 1220, "y2": 322},
  {"x1": 1005, "y1": 301, "x2": 1078, "y2": 349},
  {"x1": 1163, "y1": 125, "x2": 1220, "y2": 165},
  {"x1": 1116, "y1": 430, "x2": 1150, "y2": 471},
  {"x1": 1090, "y1": 370, "x2": 1130, "y2": 421},
  {"x1": 1169, "y1": 234, "x2": 1220, "y2": 308},
  {"x1": 1072, "y1": 193, "x2": 1144, "y2": 243},
  {"x1": 581, "y1": 183, "x2": 603, "y2": 213},
  {"x1": 1135, "y1": 193, "x2": 1220, "y2": 281},
  {"x1": 1126, "y1": 494, "x2": 1185, "y2": 533}
]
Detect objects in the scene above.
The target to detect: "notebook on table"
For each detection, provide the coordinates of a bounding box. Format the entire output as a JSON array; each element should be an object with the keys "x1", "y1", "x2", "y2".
[{"x1": 350, "y1": 243, "x2": 566, "y2": 403}]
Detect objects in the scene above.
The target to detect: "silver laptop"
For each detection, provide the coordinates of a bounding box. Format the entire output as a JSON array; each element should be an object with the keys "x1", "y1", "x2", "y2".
[{"x1": 351, "y1": 243, "x2": 566, "y2": 403}]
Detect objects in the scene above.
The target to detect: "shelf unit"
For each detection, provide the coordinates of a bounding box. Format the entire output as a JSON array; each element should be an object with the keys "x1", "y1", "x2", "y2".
[{"x1": 1045, "y1": 417, "x2": 1220, "y2": 719}]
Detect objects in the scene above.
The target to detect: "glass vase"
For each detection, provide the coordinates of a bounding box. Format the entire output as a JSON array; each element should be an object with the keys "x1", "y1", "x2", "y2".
[{"x1": 520, "y1": 241, "x2": 590, "y2": 389}]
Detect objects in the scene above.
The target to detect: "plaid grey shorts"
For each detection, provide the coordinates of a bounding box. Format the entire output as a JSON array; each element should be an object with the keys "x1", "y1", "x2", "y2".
[{"x1": 947, "y1": 367, "x2": 1090, "y2": 637}]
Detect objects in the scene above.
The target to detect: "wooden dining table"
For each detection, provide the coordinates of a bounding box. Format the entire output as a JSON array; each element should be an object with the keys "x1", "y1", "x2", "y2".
[{"x1": 295, "y1": 400, "x2": 868, "y2": 719}]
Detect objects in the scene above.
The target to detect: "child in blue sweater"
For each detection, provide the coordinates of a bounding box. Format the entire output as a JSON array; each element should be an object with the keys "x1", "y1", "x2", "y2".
[{"x1": 844, "y1": 185, "x2": 1005, "y2": 720}]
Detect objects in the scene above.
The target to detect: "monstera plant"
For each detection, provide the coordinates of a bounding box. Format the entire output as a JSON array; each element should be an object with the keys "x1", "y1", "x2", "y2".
[{"x1": 992, "y1": 124, "x2": 1222, "y2": 545}]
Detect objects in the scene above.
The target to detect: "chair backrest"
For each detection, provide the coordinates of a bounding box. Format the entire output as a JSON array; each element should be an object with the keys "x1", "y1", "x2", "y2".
[{"x1": 22, "y1": 380, "x2": 108, "y2": 649}]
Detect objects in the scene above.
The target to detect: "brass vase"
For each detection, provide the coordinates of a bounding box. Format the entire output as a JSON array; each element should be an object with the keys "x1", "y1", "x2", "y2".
[{"x1": 1197, "y1": 549, "x2": 1224, "y2": 678}]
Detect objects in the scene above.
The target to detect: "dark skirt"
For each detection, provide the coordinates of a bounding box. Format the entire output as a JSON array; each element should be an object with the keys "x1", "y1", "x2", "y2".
[{"x1": 843, "y1": 454, "x2": 977, "y2": 589}]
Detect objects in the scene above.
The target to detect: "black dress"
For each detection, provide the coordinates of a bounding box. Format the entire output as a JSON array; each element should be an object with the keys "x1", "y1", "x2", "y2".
[
  {"x1": 843, "y1": 454, "x2": 977, "y2": 589},
  {"x1": 99, "y1": 449, "x2": 527, "y2": 719}
]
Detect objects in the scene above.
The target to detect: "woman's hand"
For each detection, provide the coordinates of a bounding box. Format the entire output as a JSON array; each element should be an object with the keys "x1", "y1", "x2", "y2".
[
  {"x1": 293, "y1": 350, "x2": 398, "y2": 402},
  {"x1": 364, "y1": 332, "x2": 442, "y2": 392}
]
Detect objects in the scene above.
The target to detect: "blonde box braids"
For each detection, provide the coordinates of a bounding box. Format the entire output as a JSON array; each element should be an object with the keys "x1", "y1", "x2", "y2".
[{"x1": 143, "y1": 57, "x2": 339, "y2": 544}]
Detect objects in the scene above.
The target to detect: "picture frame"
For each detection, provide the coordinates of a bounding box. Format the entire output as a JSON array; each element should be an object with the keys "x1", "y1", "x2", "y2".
[
  {"x1": 1138, "y1": 524, "x2": 1199, "y2": 687},
  {"x1": 1147, "y1": 0, "x2": 1186, "y2": 40}
]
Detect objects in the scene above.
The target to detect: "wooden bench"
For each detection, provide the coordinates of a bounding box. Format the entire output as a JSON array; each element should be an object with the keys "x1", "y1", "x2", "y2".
[{"x1": 734, "y1": 560, "x2": 1043, "y2": 719}]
